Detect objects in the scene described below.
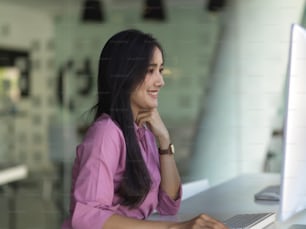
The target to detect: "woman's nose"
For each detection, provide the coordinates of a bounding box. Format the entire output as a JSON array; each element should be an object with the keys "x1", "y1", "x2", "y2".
[{"x1": 155, "y1": 72, "x2": 165, "y2": 87}]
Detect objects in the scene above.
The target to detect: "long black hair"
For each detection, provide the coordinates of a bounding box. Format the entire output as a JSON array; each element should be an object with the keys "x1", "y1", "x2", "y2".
[{"x1": 93, "y1": 29, "x2": 163, "y2": 207}]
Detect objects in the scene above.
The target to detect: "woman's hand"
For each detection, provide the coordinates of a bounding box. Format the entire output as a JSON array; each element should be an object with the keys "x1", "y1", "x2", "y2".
[
  {"x1": 171, "y1": 214, "x2": 229, "y2": 229},
  {"x1": 135, "y1": 108, "x2": 170, "y2": 148}
]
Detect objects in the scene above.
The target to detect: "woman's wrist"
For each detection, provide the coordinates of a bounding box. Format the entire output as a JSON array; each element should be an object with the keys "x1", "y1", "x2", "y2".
[
  {"x1": 159, "y1": 138, "x2": 170, "y2": 149},
  {"x1": 158, "y1": 129, "x2": 170, "y2": 149}
]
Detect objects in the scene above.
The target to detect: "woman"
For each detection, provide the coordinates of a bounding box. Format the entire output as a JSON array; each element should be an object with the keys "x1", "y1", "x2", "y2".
[{"x1": 62, "y1": 29, "x2": 228, "y2": 229}]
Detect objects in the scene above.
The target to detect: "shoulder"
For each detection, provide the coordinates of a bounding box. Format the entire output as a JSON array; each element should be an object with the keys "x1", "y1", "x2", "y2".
[
  {"x1": 77, "y1": 114, "x2": 126, "y2": 168},
  {"x1": 79, "y1": 114, "x2": 125, "y2": 158}
]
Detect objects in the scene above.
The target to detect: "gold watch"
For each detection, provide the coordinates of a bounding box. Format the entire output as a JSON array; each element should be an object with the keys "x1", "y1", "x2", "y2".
[{"x1": 159, "y1": 143, "x2": 175, "y2": 155}]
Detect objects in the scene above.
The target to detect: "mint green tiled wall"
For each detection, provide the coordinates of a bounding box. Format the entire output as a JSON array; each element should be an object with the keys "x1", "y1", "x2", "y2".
[
  {"x1": 54, "y1": 3, "x2": 221, "y2": 173},
  {"x1": 55, "y1": 4, "x2": 220, "y2": 123}
]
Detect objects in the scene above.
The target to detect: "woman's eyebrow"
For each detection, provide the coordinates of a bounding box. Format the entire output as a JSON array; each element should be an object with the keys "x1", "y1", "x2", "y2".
[{"x1": 148, "y1": 63, "x2": 164, "y2": 67}]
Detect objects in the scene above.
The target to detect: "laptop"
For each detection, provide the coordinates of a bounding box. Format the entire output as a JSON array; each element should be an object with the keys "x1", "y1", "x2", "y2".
[{"x1": 223, "y1": 212, "x2": 276, "y2": 229}]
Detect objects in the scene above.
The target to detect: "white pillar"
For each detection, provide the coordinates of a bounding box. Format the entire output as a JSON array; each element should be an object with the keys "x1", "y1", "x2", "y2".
[{"x1": 190, "y1": 0, "x2": 306, "y2": 185}]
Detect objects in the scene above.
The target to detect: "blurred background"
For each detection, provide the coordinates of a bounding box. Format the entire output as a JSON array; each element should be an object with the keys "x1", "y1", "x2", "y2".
[{"x1": 0, "y1": 0, "x2": 305, "y2": 228}]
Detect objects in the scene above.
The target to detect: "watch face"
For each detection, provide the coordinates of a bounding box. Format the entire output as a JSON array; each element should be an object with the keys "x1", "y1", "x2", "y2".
[
  {"x1": 170, "y1": 144, "x2": 175, "y2": 154},
  {"x1": 159, "y1": 144, "x2": 175, "y2": 155}
]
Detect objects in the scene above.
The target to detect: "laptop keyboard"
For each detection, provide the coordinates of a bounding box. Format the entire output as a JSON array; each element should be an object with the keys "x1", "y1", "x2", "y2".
[{"x1": 223, "y1": 213, "x2": 274, "y2": 229}]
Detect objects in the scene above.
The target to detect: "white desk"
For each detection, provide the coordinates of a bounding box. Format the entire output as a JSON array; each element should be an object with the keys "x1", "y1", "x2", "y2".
[
  {"x1": 0, "y1": 164, "x2": 28, "y2": 185},
  {"x1": 150, "y1": 174, "x2": 306, "y2": 228}
]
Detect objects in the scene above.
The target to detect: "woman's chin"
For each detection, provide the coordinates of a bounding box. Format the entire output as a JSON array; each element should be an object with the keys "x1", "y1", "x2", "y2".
[{"x1": 149, "y1": 103, "x2": 158, "y2": 109}]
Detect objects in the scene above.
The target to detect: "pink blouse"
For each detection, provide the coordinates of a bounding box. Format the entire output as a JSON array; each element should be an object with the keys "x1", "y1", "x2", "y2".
[{"x1": 62, "y1": 113, "x2": 182, "y2": 229}]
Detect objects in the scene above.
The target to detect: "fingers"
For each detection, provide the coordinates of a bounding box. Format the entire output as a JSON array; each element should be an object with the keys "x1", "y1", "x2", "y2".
[
  {"x1": 135, "y1": 109, "x2": 159, "y2": 127},
  {"x1": 194, "y1": 214, "x2": 229, "y2": 229},
  {"x1": 176, "y1": 214, "x2": 229, "y2": 229},
  {"x1": 135, "y1": 109, "x2": 169, "y2": 143},
  {"x1": 135, "y1": 111, "x2": 153, "y2": 127}
]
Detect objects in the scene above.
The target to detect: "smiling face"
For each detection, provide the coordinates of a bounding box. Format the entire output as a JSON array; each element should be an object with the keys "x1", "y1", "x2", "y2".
[{"x1": 130, "y1": 47, "x2": 164, "y2": 119}]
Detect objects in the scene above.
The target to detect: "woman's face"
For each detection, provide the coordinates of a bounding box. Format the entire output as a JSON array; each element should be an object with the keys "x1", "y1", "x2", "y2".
[{"x1": 130, "y1": 47, "x2": 164, "y2": 118}]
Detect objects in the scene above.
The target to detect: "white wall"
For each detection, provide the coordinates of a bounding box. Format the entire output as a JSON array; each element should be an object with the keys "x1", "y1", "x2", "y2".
[
  {"x1": 0, "y1": 2, "x2": 55, "y2": 171},
  {"x1": 190, "y1": 0, "x2": 306, "y2": 185}
]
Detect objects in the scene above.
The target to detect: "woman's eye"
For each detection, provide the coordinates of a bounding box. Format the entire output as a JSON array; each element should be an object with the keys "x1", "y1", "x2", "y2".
[
  {"x1": 159, "y1": 68, "x2": 164, "y2": 73},
  {"x1": 147, "y1": 69, "x2": 154, "y2": 74}
]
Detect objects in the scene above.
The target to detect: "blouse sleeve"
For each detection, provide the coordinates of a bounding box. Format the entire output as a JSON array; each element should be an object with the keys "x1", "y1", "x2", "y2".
[
  {"x1": 156, "y1": 184, "x2": 182, "y2": 215},
  {"x1": 70, "y1": 121, "x2": 125, "y2": 229}
]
